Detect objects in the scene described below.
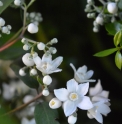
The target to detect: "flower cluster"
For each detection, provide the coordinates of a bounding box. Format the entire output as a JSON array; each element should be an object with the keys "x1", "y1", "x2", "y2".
[
  {"x1": 19, "y1": 37, "x2": 63, "y2": 96},
  {"x1": 49, "y1": 64, "x2": 111, "y2": 124},
  {"x1": 85, "y1": 0, "x2": 120, "y2": 32}
]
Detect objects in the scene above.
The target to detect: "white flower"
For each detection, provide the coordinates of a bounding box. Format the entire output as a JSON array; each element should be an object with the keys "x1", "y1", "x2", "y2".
[
  {"x1": 89, "y1": 80, "x2": 109, "y2": 102},
  {"x1": 87, "y1": 101, "x2": 111, "y2": 123},
  {"x1": 27, "y1": 23, "x2": 38, "y2": 34},
  {"x1": 21, "y1": 118, "x2": 36, "y2": 124},
  {"x1": 54, "y1": 79, "x2": 93, "y2": 117},
  {"x1": 68, "y1": 115, "x2": 77, "y2": 124},
  {"x1": 49, "y1": 97, "x2": 62, "y2": 109},
  {"x1": 33, "y1": 53, "x2": 63, "y2": 75},
  {"x1": 70, "y1": 63, "x2": 95, "y2": 83},
  {"x1": 22, "y1": 53, "x2": 34, "y2": 67},
  {"x1": 107, "y1": 2, "x2": 118, "y2": 14}
]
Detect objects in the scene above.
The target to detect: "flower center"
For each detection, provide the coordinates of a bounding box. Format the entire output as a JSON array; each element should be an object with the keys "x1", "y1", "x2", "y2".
[
  {"x1": 69, "y1": 93, "x2": 78, "y2": 101},
  {"x1": 51, "y1": 101, "x2": 55, "y2": 106},
  {"x1": 42, "y1": 62, "x2": 48, "y2": 69}
]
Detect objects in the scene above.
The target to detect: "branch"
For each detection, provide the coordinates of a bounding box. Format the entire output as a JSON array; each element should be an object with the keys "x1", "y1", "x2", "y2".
[{"x1": 3, "y1": 92, "x2": 42, "y2": 116}]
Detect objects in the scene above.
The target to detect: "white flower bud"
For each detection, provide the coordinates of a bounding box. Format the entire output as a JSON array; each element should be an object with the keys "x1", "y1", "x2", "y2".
[
  {"x1": 37, "y1": 42, "x2": 45, "y2": 50},
  {"x1": 49, "y1": 98, "x2": 62, "y2": 109},
  {"x1": 87, "y1": 13, "x2": 91, "y2": 18},
  {"x1": 14, "y1": 0, "x2": 21, "y2": 6},
  {"x1": 43, "y1": 75, "x2": 52, "y2": 85},
  {"x1": 107, "y1": 2, "x2": 118, "y2": 14},
  {"x1": 19, "y1": 68, "x2": 26, "y2": 76},
  {"x1": 93, "y1": 26, "x2": 99, "y2": 32},
  {"x1": 2, "y1": 27, "x2": 9, "y2": 34},
  {"x1": 50, "y1": 38, "x2": 58, "y2": 44},
  {"x1": 30, "y1": 68, "x2": 37, "y2": 76},
  {"x1": 68, "y1": 115, "x2": 77, "y2": 124},
  {"x1": 30, "y1": 12, "x2": 36, "y2": 18},
  {"x1": 32, "y1": 52, "x2": 38, "y2": 58},
  {"x1": 0, "y1": 1, "x2": 3, "y2": 6},
  {"x1": 22, "y1": 53, "x2": 34, "y2": 66},
  {"x1": 7, "y1": 25, "x2": 12, "y2": 30},
  {"x1": 27, "y1": 23, "x2": 38, "y2": 34},
  {"x1": 42, "y1": 89, "x2": 49, "y2": 96},
  {"x1": 49, "y1": 47, "x2": 57, "y2": 54},
  {"x1": 23, "y1": 44, "x2": 30, "y2": 51},
  {"x1": 21, "y1": 38, "x2": 26, "y2": 43},
  {"x1": 96, "y1": 16, "x2": 104, "y2": 25},
  {"x1": 0, "y1": 17, "x2": 5, "y2": 26}
]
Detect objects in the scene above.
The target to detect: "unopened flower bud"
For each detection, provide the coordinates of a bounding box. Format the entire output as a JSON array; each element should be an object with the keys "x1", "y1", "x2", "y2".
[
  {"x1": 37, "y1": 42, "x2": 45, "y2": 50},
  {"x1": 107, "y1": 2, "x2": 118, "y2": 14},
  {"x1": 30, "y1": 68, "x2": 37, "y2": 76},
  {"x1": 19, "y1": 68, "x2": 26, "y2": 76},
  {"x1": 0, "y1": 17, "x2": 5, "y2": 26},
  {"x1": 50, "y1": 38, "x2": 58, "y2": 44},
  {"x1": 22, "y1": 53, "x2": 34, "y2": 66},
  {"x1": 42, "y1": 89, "x2": 49, "y2": 96},
  {"x1": 14, "y1": 0, "x2": 21, "y2": 6},
  {"x1": 49, "y1": 98, "x2": 62, "y2": 109},
  {"x1": 27, "y1": 23, "x2": 38, "y2": 34},
  {"x1": 96, "y1": 16, "x2": 104, "y2": 25},
  {"x1": 87, "y1": 13, "x2": 91, "y2": 18},
  {"x1": 43, "y1": 75, "x2": 52, "y2": 85},
  {"x1": 21, "y1": 38, "x2": 27, "y2": 44},
  {"x1": 68, "y1": 115, "x2": 77, "y2": 124},
  {"x1": 0, "y1": 1, "x2": 3, "y2": 6},
  {"x1": 49, "y1": 47, "x2": 57, "y2": 54},
  {"x1": 2, "y1": 27, "x2": 8, "y2": 33},
  {"x1": 93, "y1": 26, "x2": 99, "y2": 32},
  {"x1": 23, "y1": 44, "x2": 30, "y2": 51}
]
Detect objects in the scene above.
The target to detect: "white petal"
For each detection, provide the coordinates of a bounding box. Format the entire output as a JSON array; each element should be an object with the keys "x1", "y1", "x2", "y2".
[
  {"x1": 54, "y1": 88, "x2": 69, "y2": 101},
  {"x1": 99, "y1": 91, "x2": 109, "y2": 98},
  {"x1": 98, "y1": 104, "x2": 111, "y2": 115},
  {"x1": 46, "y1": 68, "x2": 62, "y2": 74},
  {"x1": 52, "y1": 56, "x2": 63, "y2": 69},
  {"x1": 84, "y1": 70, "x2": 94, "y2": 79},
  {"x1": 95, "y1": 112, "x2": 103, "y2": 123},
  {"x1": 42, "y1": 53, "x2": 52, "y2": 63},
  {"x1": 67, "y1": 79, "x2": 78, "y2": 92},
  {"x1": 78, "y1": 96, "x2": 93, "y2": 110},
  {"x1": 70, "y1": 63, "x2": 77, "y2": 73},
  {"x1": 63, "y1": 100, "x2": 77, "y2": 117},
  {"x1": 87, "y1": 111, "x2": 94, "y2": 119},
  {"x1": 77, "y1": 82, "x2": 89, "y2": 96},
  {"x1": 33, "y1": 56, "x2": 42, "y2": 66},
  {"x1": 89, "y1": 80, "x2": 103, "y2": 96},
  {"x1": 92, "y1": 96, "x2": 110, "y2": 102},
  {"x1": 77, "y1": 65, "x2": 87, "y2": 74}
]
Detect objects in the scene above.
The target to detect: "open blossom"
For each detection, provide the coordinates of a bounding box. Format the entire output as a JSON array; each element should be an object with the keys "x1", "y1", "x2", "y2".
[
  {"x1": 89, "y1": 80, "x2": 109, "y2": 102},
  {"x1": 54, "y1": 79, "x2": 93, "y2": 117},
  {"x1": 70, "y1": 63, "x2": 95, "y2": 83},
  {"x1": 87, "y1": 101, "x2": 111, "y2": 123},
  {"x1": 33, "y1": 53, "x2": 63, "y2": 75}
]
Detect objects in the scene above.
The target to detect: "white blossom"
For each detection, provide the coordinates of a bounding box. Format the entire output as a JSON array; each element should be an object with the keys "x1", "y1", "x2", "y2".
[
  {"x1": 42, "y1": 89, "x2": 50, "y2": 96},
  {"x1": 70, "y1": 63, "x2": 95, "y2": 83},
  {"x1": 68, "y1": 115, "x2": 77, "y2": 124},
  {"x1": 43, "y1": 75, "x2": 52, "y2": 85},
  {"x1": 27, "y1": 23, "x2": 38, "y2": 34},
  {"x1": 0, "y1": 17, "x2": 5, "y2": 27},
  {"x1": 0, "y1": 1, "x2": 3, "y2": 6},
  {"x1": 49, "y1": 97, "x2": 62, "y2": 109},
  {"x1": 95, "y1": 16, "x2": 104, "y2": 25},
  {"x1": 30, "y1": 68, "x2": 37, "y2": 76},
  {"x1": 33, "y1": 53, "x2": 63, "y2": 75},
  {"x1": 107, "y1": 2, "x2": 118, "y2": 14},
  {"x1": 19, "y1": 68, "x2": 26, "y2": 76},
  {"x1": 37, "y1": 42, "x2": 45, "y2": 50},
  {"x1": 54, "y1": 79, "x2": 93, "y2": 117},
  {"x1": 87, "y1": 101, "x2": 111, "y2": 123},
  {"x1": 14, "y1": 0, "x2": 21, "y2": 6}
]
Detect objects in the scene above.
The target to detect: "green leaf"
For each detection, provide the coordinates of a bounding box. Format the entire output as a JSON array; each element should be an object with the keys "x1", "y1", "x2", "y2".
[
  {"x1": 34, "y1": 102, "x2": 60, "y2": 124},
  {"x1": 94, "y1": 48, "x2": 118, "y2": 57},
  {"x1": 0, "y1": 34, "x2": 25, "y2": 60},
  {"x1": 105, "y1": 22, "x2": 122, "y2": 35},
  {"x1": 115, "y1": 51, "x2": 122, "y2": 69},
  {"x1": 118, "y1": 0, "x2": 122, "y2": 10},
  {"x1": 0, "y1": 0, "x2": 14, "y2": 14},
  {"x1": 10, "y1": 63, "x2": 39, "y2": 89},
  {"x1": 114, "y1": 30, "x2": 122, "y2": 47}
]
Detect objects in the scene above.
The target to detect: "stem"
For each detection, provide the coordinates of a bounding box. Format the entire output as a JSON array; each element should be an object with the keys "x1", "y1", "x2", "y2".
[
  {"x1": 2, "y1": 92, "x2": 42, "y2": 116},
  {"x1": 98, "y1": 0, "x2": 106, "y2": 5},
  {"x1": 27, "y1": 0, "x2": 36, "y2": 9},
  {"x1": 25, "y1": 38, "x2": 37, "y2": 43}
]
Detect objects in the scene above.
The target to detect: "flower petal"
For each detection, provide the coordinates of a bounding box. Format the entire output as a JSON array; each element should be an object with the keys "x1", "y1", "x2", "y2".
[
  {"x1": 92, "y1": 96, "x2": 110, "y2": 103},
  {"x1": 67, "y1": 79, "x2": 78, "y2": 92},
  {"x1": 84, "y1": 70, "x2": 94, "y2": 79},
  {"x1": 89, "y1": 80, "x2": 103, "y2": 96},
  {"x1": 63, "y1": 100, "x2": 77, "y2": 117},
  {"x1": 54, "y1": 88, "x2": 69, "y2": 101},
  {"x1": 98, "y1": 104, "x2": 111, "y2": 116},
  {"x1": 77, "y1": 65, "x2": 87, "y2": 74},
  {"x1": 51, "y1": 56, "x2": 63, "y2": 69},
  {"x1": 78, "y1": 96, "x2": 93, "y2": 110},
  {"x1": 42, "y1": 53, "x2": 52, "y2": 63},
  {"x1": 95, "y1": 112, "x2": 103, "y2": 123},
  {"x1": 70, "y1": 63, "x2": 77, "y2": 73},
  {"x1": 99, "y1": 91, "x2": 109, "y2": 98},
  {"x1": 33, "y1": 56, "x2": 42, "y2": 66},
  {"x1": 77, "y1": 82, "x2": 89, "y2": 96}
]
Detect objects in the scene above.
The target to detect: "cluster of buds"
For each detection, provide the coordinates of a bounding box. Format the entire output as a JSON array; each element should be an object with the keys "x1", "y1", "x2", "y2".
[
  {"x1": 26, "y1": 12, "x2": 43, "y2": 26},
  {"x1": 85, "y1": 0, "x2": 119, "y2": 32},
  {"x1": 49, "y1": 64, "x2": 111, "y2": 124},
  {"x1": 19, "y1": 38, "x2": 63, "y2": 97}
]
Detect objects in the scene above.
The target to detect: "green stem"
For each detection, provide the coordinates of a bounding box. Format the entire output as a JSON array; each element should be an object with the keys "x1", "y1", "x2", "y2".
[{"x1": 27, "y1": 0, "x2": 36, "y2": 9}]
